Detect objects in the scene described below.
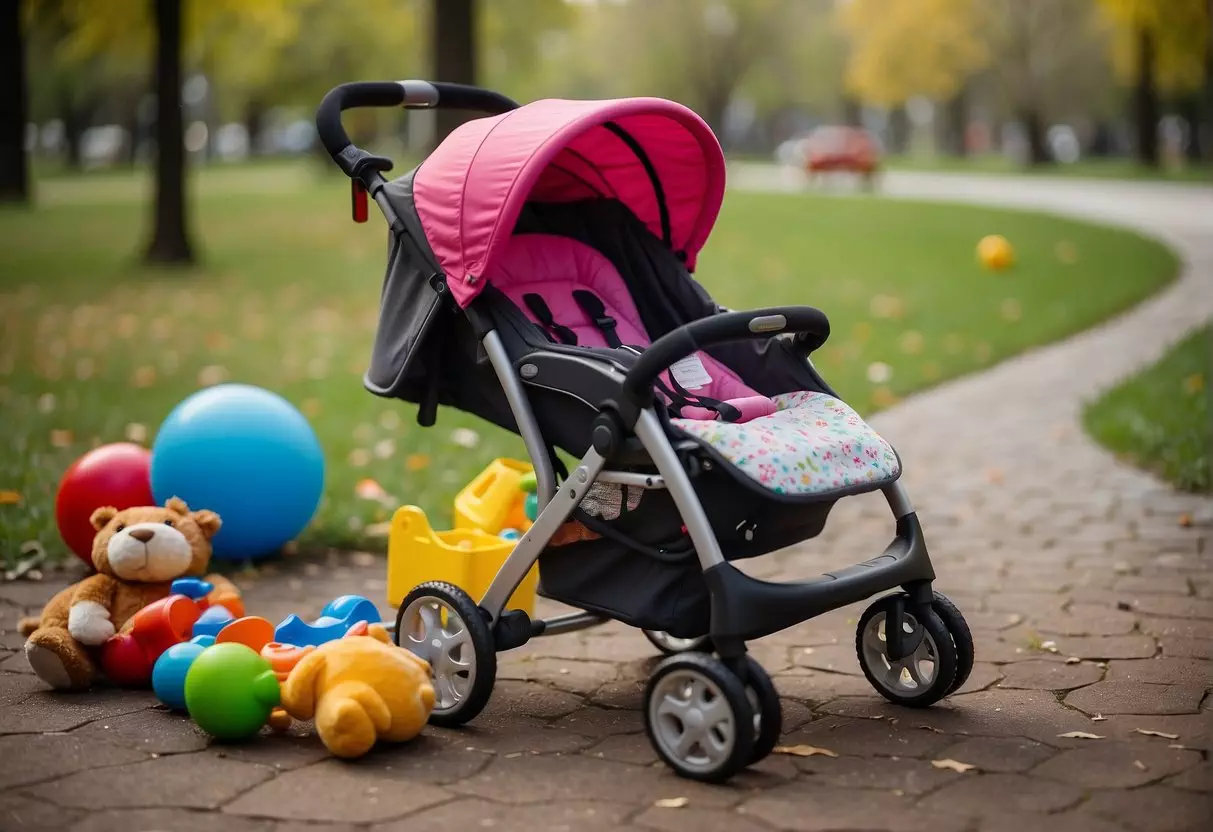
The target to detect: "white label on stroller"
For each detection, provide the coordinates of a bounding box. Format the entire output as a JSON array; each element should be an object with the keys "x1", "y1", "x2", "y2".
[{"x1": 669, "y1": 354, "x2": 712, "y2": 390}]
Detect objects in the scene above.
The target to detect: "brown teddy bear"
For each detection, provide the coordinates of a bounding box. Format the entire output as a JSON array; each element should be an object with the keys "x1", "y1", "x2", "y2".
[{"x1": 20, "y1": 497, "x2": 239, "y2": 691}]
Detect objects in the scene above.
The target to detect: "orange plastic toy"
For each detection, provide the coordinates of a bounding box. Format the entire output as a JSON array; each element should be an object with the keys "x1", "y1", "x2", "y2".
[
  {"x1": 216, "y1": 616, "x2": 275, "y2": 652},
  {"x1": 101, "y1": 595, "x2": 201, "y2": 686}
]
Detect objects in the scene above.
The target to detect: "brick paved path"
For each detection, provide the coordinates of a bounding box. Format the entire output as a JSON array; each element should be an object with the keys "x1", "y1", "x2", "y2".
[{"x1": 2, "y1": 172, "x2": 1211, "y2": 831}]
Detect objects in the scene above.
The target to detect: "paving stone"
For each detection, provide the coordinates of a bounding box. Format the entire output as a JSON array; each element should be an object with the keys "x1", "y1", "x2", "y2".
[
  {"x1": 0, "y1": 731, "x2": 148, "y2": 789},
  {"x1": 776, "y1": 697, "x2": 815, "y2": 731},
  {"x1": 789, "y1": 643, "x2": 863, "y2": 675},
  {"x1": 1067, "y1": 680, "x2": 1205, "y2": 716},
  {"x1": 0, "y1": 649, "x2": 35, "y2": 673},
  {"x1": 448, "y1": 753, "x2": 740, "y2": 807},
  {"x1": 1114, "y1": 575, "x2": 1193, "y2": 595},
  {"x1": 588, "y1": 676, "x2": 646, "y2": 710},
  {"x1": 379, "y1": 797, "x2": 632, "y2": 832},
  {"x1": 969, "y1": 810, "x2": 1132, "y2": 832},
  {"x1": 1107, "y1": 657, "x2": 1213, "y2": 686},
  {"x1": 71, "y1": 809, "x2": 273, "y2": 832},
  {"x1": 916, "y1": 772, "x2": 1084, "y2": 815},
  {"x1": 553, "y1": 705, "x2": 644, "y2": 737},
  {"x1": 1100, "y1": 712, "x2": 1213, "y2": 750},
  {"x1": 481, "y1": 680, "x2": 583, "y2": 720},
  {"x1": 739, "y1": 783, "x2": 966, "y2": 832},
  {"x1": 25, "y1": 752, "x2": 276, "y2": 810},
  {"x1": 772, "y1": 670, "x2": 874, "y2": 702},
  {"x1": 955, "y1": 661, "x2": 1002, "y2": 693},
  {"x1": 1166, "y1": 761, "x2": 1213, "y2": 792},
  {"x1": 224, "y1": 759, "x2": 452, "y2": 823},
  {"x1": 498, "y1": 657, "x2": 619, "y2": 696},
  {"x1": 1052, "y1": 634, "x2": 1159, "y2": 660},
  {"x1": 0, "y1": 689, "x2": 157, "y2": 734},
  {"x1": 0, "y1": 671, "x2": 47, "y2": 707},
  {"x1": 435, "y1": 714, "x2": 595, "y2": 756},
  {"x1": 1159, "y1": 635, "x2": 1213, "y2": 659},
  {"x1": 0, "y1": 792, "x2": 84, "y2": 832},
  {"x1": 270, "y1": 823, "x2": 360, "y2": 832},
  {"x1": 634, "y1": 806, "x2": 772, "y2": 832},
  {"x1": 779, "y1": 715, "x2": 953, "y2": 758},
  {"x1": 791, "y1": 753, "x2": 960, "y2": 793},
  {"x1": 73, "y1": 708, "x2": 211, "y2": 754},
  {"x1": 996, "y1": 658, "x2": 1104, "y2": 690},
  {"x1": 202, "y1": 733, "x2": 333, "y2": 771},
  {"x1": 582, "y1": 733, "x2": 659, "y2": 765},
  {"x1": 1033, "y1": 742, "x2": 1202, "y2": 788},
  {"x1": 1036, "y1": 606, "x2": 1138, "y2": 636},
  {"x1": 1130, "y1": 596, "x2": 1213, "y2": 620},
  {"x1": 1081, "y1": 786, "x2": 1213, "y2": 832},
  {"x1": 1139, "y1": 617, "x2": 1213, "y2": 640},
  {"x1": 933, "y1": 736, "x2": 1054, "y2": 773}
]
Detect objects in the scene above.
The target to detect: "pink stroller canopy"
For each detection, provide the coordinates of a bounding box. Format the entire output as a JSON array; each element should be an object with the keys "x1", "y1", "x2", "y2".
[{"x1": 412, "y1": 97, "x2": 727, "y2": 307}]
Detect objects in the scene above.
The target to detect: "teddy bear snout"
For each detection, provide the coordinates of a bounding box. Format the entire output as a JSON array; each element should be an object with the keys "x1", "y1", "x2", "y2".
[{"x1": 107, "y1": 523, "x2": 194, "y2": 581}]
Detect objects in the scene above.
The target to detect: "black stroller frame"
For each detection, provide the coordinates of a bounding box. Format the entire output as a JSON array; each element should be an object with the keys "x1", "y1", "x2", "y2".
[{"x1": 317, "y1": 81, "x2": 974, "y2": 782}]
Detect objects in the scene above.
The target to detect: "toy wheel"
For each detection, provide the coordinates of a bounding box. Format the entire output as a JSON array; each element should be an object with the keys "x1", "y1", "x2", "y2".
[
  {"x1": 643, "y1": 629, "x2": 714, "y2": 655},
  {"x1": 396, "y1": 581, "x2": 496, "y2": 728},
  {"x1": 644, "y1": 652, "x2": 755, "y2": 783},
  {"x1": 741, "y1": 656, "x2": 782, "y2": 764},
  {"x1": 855, "y1": 595, "x2": 957, "y2": 708},
  {"x1": 931, "y1": 592, "x2": 974, "y2": 694}
]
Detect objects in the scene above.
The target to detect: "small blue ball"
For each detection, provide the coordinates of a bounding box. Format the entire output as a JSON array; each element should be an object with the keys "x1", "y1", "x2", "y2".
[
  {"x1": 152, "y1": 641, "x2": 207, "y2": 711},
  {"x1": 500, "y1": 528, "x2": 521, "y2": 540}
]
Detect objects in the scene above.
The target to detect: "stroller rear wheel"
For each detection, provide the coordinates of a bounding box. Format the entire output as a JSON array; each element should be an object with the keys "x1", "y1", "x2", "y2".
[
  {"x1": 396, "y1": 581, "x2": 497, "y2": 727},
  {"x1": 644, "y1": 652, "x2": 756, "y2": 782},
  {"x1": 643, "y1": 629, "x2": 714, "y2": 655},
  {"x1": 855, "y1": 594, "x2": 959, "y2": 708},
  {"x1": 740, "y1": 656, "x2": 782, "y2": 764}
]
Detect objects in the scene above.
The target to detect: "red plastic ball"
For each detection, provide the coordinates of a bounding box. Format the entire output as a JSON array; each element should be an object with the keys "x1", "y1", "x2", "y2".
[{"x1": 55, "y1": 443, "x2": 154, "y2": 566}]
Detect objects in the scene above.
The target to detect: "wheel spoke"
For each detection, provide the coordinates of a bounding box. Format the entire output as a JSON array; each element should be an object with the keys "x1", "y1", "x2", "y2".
[
  {"x1": 657, "y1": 692, "x2": 691, "y2": 721},
  {"x1": 701, "y1": 695, "x2": 732, "y2": 728}
]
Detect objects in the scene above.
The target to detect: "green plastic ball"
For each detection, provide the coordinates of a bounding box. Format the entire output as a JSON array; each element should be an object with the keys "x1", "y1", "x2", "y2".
[
  {"x1": 519, "y1": 471, "x2": 537, "y2": 493},
  {"x1": 184, "y1": 642, "x2": 280, "y2": 741}
]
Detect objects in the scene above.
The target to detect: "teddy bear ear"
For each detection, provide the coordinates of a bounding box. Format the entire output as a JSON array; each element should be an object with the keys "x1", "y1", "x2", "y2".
[
  {"x1": 165, "y1": 496, "x2": 190, "y2": 515},
  {"x1": 90, "y1": 506, "x2": 118, "y2": 530},
  {"x1": 190, "y1": 509, "x2": 222, "y2": 539}
]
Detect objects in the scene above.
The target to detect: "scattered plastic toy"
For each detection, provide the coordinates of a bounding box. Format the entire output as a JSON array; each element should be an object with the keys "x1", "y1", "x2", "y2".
[
  {"x1": 192, "y1": 605, "x2": 235, "y2": 639},
  {"x1": 273, "y1": 594, "x2": 381, "y2": 647},
  {"x1": 216, "y1": 616, "x2": 275, "y2": 652},
  {"x1": 100, "y1": 594, "x2": 202, "y2": 686},
  {"x1": 152, "y1": 639, "x2": 209, "y2": 711},
  {"x1": 184, "y1": 642, "x2": 282, "y2": 742}
]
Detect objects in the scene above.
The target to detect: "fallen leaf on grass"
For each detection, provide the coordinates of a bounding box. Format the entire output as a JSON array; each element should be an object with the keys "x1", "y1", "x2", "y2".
[
  {"x1": 653, "y1": 797, "x2": 688, "y2": 809},
  {"x1": 124, "y1": 423, "x2": 148, "y2": 443},
  {"x1": 132, "y1": 366, "x2": 158, "y2": 388},
  {"x1": 1133, "y1": 760, "x2": 1147, "y2": 771},
  {"x1": 1058, "y1": 731, "x2": 1104, "y2": 740},
  {"x1": 0, "y1": 490, "x2": 21, "y2": 505},
  {"x1": 50, "y1": 429, "x2": 74, "y2": 448},
  {"x1": 866, "y1": 362, "x2": 892, "y2": 384},
  {"x1": 1178, "y1": 513, "x2": 1192, "y2": 528},
  {"x1": 354, "y1": 478, "x2": 393, "y2": 506},
  {"x1": 774, "y1": 744, "x2": 838, "y2": 758},
  {"x1": 1133, "y1": 729, "x2": 1180, "y2": 740},
  {"x1": 450, "y1": 427, "x2": 480, "y2": 449},
  {"x1": 931, "y1": 759, "x2": 977, "y2": 773},
  {"x1": 364, "y1": 522, "x2": 392, "y2": 538},
  {"x1": 1182, "y1": 373, "x2": 1204, "y2": 395},
  {"x1": 406, "y1": 454, "x2": 431, "y2": 472},
  {"x1": 1091, "y1": 714, "x2": 1107, "y2": 722}
]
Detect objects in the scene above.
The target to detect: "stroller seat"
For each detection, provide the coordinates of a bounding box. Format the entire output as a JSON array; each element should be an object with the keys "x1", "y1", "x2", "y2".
[{"x1": 492, "y1": 232, "x2": 901, "y2": 497}]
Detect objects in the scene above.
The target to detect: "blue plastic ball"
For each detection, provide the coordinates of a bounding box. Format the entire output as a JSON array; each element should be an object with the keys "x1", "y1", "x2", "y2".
[
  {"x1": 150, "y1": 384, "x2": 324, "y2": 560},
  {"x1": 153, "y1": 641, "x2": 207, "y2": 711},
  {"x1": 500, "y1": 528, "x2": 521, "y2": 541}
]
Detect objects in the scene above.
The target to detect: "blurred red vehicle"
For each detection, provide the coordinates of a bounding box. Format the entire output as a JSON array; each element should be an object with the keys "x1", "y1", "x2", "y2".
[{"x1": 801, "y1": 126, "x2": 881, "y2": 186}]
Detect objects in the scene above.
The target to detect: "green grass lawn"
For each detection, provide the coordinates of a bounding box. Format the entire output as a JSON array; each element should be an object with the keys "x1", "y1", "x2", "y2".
[
  {"x1": 0, "y1": 161, "x2": 1179, "y2": 566},
  {"x1": 1084, "y1": 325, "x2": 1211, "y2": 492}
]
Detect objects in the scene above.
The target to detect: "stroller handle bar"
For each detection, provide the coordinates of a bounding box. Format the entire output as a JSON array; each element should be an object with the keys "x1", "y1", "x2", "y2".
[
  {"x1": 316, "y1": 80, "x2": 520, "y2": 179},
  {"x1": 622, "y1": 306, "x2": 831, "y2": 407}
]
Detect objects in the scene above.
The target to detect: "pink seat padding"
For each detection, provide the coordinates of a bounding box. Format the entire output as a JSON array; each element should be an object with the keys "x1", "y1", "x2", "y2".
[{"x1": 489, "y1": 234, "x2": 770, "y2": 421}]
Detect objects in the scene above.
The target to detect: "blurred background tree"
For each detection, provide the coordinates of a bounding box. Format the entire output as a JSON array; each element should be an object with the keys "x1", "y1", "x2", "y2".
[{"x1": 2, "y1": 0, "x2": 1208, "y2": 248}]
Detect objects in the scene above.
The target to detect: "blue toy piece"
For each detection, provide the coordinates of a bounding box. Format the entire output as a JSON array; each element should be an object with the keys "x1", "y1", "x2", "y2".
[
  {"x1": 191, "y1": 634, "x2": 216, "y2": 647},
  {"x1": 273, "y1": 594, "x2": 381, "y2": 647},
  {"x1": 171, "y1": 578, "x2": 213, "y2": 600},
  {"x1": 500, "y1": 528, "x2": 522, "y2": 541},
  {"x1": 150, "y1": 383, "x2": 324, "y2": 561},
  {"x1": 152, "y1": 640, "x2": 208, "y2": 710},
  {"x1": 193, "y1": 605, "x2": 235, "y2": 639}
]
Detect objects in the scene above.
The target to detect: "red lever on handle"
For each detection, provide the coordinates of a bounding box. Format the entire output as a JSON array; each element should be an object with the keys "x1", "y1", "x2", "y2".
[{"x1": 351, "y1": 180, "x2": 368, "y2": 223}]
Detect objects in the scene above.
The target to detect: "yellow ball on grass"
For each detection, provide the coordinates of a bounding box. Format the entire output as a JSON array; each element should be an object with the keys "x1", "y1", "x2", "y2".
[{"x1": 977, "y1": 235, "x2": 1015, "y2": 271}]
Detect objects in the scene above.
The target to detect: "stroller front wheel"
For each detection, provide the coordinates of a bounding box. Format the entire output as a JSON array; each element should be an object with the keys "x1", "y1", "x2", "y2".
[
  {"x1": 643, "y1": 629, "x2": 714, "y2": 655},
  {"x1": 644, "y1": 652, "x2": 756, "y2": 782},
  {"x1": 396, "y1": 581, "x2": 497, "y2": 727},
  {"x1": 855, "y1": 594, "x2": 959, "y2": 708}
]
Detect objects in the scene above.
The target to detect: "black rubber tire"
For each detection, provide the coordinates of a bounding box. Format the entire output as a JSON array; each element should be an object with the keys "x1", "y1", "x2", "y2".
[
  {"x1": 741, "y1": 656, "x2": 782, "y2": 764},
  {"x1": 644, "y1": 652, "x2": 756, "y2": 783},
  {"x1": 855, "y1": 594, "x2": 958, "y2": 709},
  {"x1": 642, "y1": 629, "x2": 715, "y2": 656},
  {"x1": 931, "y1": 592, "x2": 974, "y2": 695},
  {"x1": 396, "y1": 581, "x2": 497, "y2": 728}
]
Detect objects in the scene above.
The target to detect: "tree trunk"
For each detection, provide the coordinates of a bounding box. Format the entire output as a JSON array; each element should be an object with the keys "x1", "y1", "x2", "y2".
[
  {"x1": 937, "y1": 90, "x2": 968, "y2": 157},
  {"x1": 1134, "y1": 25, "x2": 1160, "y2": 167},
  {"x1": 145, "y1": 0, "x2": 194, "y2": 265},
  {"x1": 432, "y1": 0, "x2": 475, "y2": 147},
  {"x1": 121, "y1": 89, "x2": 141, "y2": 166},
  {"x1": 60, "y1": 89, "x2": 87, "y2": 170},
  {"x1": 886, "y1": 106, "x2": 909, "y2": 155},
  {"x1": 1021, "y1": 108, "x2": 1050, "y2": 165},
  {"x1": 244, "y1": 98, "x2": 265, "y2": 157},
  {"x1": 0, "y1": 0, "x2": 29, "y2": 203},
  {"x1": 841, "y1": 97, "x2": 862, "y2": 127},
  {"x1": 1179, "y1": 96, "x2": 1204, "y2": 163}
]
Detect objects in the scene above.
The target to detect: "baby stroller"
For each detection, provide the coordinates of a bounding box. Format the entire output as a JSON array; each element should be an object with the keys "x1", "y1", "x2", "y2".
[{"x1": 317, "y1": 81, "x2": 974, "y2": 782}]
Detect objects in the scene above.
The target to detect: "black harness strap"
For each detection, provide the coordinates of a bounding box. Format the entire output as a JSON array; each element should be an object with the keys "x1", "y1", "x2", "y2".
[
  {"x1": 523, "y1": 293, "x2": 578, "y2": 345},
  {"x1": 572, "y1": 290, "x2": 622, "y2": 349}
]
